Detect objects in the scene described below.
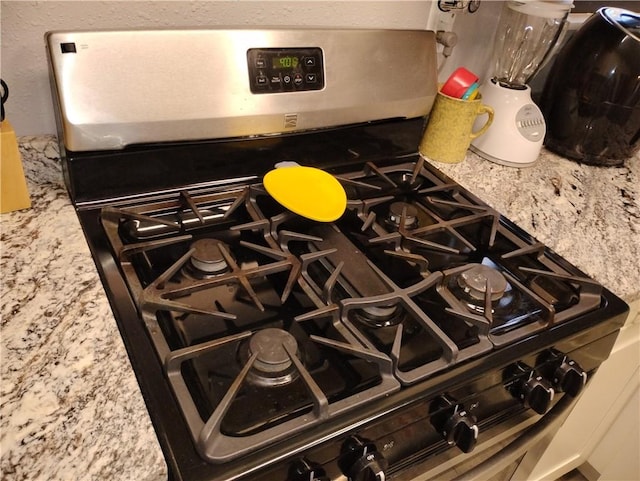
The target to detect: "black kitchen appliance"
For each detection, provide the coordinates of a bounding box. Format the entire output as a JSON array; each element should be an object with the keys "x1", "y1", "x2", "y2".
[
  {"x1": 46, "y1": 28, "x2": 629, "y2": 481},
  {"x1": 540, "y1": 7, "x2": 640, "y2": 166}
]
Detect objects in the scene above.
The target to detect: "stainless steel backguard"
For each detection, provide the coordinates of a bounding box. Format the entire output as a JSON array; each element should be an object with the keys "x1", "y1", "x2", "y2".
[{"x1": 46, "y1": 28, "x2": 437, "y2": 151}]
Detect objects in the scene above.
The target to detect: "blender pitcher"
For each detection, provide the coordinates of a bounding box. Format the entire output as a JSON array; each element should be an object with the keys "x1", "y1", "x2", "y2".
[{"x1": 471, "y1": 0, "x2": 573, "y2": 167}]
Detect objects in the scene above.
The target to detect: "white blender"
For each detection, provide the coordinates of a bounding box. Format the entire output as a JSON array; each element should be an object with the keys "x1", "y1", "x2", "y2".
[{"x1": 471, "y1": 0, "x2": 573, "y2": 167}]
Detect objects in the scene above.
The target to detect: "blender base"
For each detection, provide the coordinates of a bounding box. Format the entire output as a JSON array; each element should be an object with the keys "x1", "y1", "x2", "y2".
[
  {"x1": 471, "y1": 80, "x2": 545, "y2": 167},
  {"x1": 469, "y1": 145, "x2": 537, "y2": 168}
]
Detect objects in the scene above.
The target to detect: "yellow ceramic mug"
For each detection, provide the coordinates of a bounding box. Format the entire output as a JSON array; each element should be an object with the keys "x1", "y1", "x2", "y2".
[{"x1": 419, "y1": 90, "x2": 494, "y2": 164}]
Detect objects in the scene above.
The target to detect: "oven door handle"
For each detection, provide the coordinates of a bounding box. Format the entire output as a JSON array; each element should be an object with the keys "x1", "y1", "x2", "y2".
[{"x1": 451, "y1": 393, "x2": 578, "y2": 481}]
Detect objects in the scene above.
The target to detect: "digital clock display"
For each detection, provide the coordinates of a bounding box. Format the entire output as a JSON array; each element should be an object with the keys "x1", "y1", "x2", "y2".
[
  {"x1": 272, "y1": 56, "x2": 300, "y2": 69},
  {"x1": 247, "y1": 47, "x2": 323, "y2": 94}
]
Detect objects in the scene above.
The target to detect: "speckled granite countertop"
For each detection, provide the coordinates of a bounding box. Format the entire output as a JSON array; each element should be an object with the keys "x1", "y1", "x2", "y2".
[
  {"x1": 424, "y1": 150, "x2": 640, "y2": 304},
  {"x1": 1, "y1": 137, "x2": 167, "y2": 481},
  {"x1": 1, "y1": 136, "x2": 638, "y2": 481}
]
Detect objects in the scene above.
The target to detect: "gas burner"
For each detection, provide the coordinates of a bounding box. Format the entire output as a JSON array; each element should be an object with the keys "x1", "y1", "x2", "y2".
[
  {"x1": 396, "y1": 170, "x2": 424, "y2": 190},
  {"x1": 187, "y1": 238, "x2": 230, "y2": 277},
  {"x1": 387, "y1": 202, "x2": 418, "y2": 229},
  {"x1": 457, "y1": 264, "x2": 508, "y2": 301},
  {"x1": 242, "y1": 328, "x2": 300, "y2": 387},
  {"x1": 445, "y1": 263, "x2": 526, "y2": 318},
  {"x1": 355, "y1": 304, "x2": 405, "y2": 328}
]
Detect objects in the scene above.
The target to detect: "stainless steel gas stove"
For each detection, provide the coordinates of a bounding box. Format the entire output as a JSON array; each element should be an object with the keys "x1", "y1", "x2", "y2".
[{"x1": 46, "y1": 28, "x2": 628, "y2": 481}]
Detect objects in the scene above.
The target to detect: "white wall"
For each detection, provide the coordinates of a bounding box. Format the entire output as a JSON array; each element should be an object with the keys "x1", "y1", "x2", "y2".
[
  {"x1": 438, "y1": 0, "x2": 502, "y2": 83},
  {"x1": 0, "y1": 0, "x2": 501, "y2": 136}
]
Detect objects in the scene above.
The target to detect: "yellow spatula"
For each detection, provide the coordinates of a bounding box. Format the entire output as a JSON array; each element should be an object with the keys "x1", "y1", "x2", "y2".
[{"x1": 263, "y1": 165, "x2": 347, "y2": 222}]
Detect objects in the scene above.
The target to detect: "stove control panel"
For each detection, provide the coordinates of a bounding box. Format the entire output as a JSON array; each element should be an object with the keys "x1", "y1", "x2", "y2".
[{"x1": 247, "y1": 48, "x2": 324, "y2": 94}]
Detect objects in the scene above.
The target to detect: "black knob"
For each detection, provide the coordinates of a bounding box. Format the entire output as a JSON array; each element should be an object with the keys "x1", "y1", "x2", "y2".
[
  {"x1": 339, "y1": 436, "x2": 388, "y2": 481},
  {"x1": 522, "y1": 374, "x2": 555, "y2": 415},
  {"x1": 553, "y1": 358, "x2": 587, "y2": 397},
  {"x1": 442, "y1": 409, "x2": 478, "y2": 453},
  {"x1": 288, "y1": 458, "x2": 329, "y2": 481},
  {"x1": 430, "y1": 395, "x2": 479, "y2": 453},
  {"x1": 538, "y1": 350, "x2": 588, "y2": 398},
  {"x1": 506, "y1": 362, "x2": 555, "y2": 415}
]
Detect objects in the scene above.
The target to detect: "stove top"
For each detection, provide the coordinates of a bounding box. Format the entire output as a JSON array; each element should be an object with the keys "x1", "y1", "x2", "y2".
[{"x1": 98, "y1": 155, "x2": 616, "y2": 467}]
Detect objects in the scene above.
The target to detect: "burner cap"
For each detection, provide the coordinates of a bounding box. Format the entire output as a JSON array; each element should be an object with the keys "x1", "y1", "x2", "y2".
[
  {"x1": 457, "y1": 264, "x2": 508, "y2": 301},
  {"x1": 190, "y1": 238, "x2": 229, "y2": 274},
  {"x1": 389, "y1": 202, "x2": 418, "y2": 228},
  {"x1": 356, "y1": 304, "x2": 403, "y2": 328},
  {"x1": 249, "y1": 328, "x2": 298, "y2": 374}
]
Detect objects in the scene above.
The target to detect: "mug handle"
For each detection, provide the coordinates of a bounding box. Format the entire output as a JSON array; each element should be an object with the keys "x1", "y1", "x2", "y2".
[{"x1": 470, "y1": 105, "x2": 495, "y2": 139}]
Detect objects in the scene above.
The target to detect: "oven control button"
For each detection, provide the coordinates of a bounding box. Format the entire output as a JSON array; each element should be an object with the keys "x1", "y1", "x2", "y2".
[
  {"x1": 339, "y1": 435, "x2": 388, "y2": 481},
  {"x1": 430, "y1": 396, "x2": 478, "y2": 453},
  {"x1": 288, "y1": 457, "x2": 329, "y2": 481}
]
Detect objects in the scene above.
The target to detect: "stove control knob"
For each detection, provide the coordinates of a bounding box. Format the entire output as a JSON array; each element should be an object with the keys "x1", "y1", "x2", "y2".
[
  {"x1": 539, "y1": 350, "x2": 588, "y2": 398},
  {"x1": 442, "y1": 408, "x2": 479, "y2": 453},
  {"x1": 507, "y1": 362, "x2": 555, "y2": 415},
  {"x1": 288, "y1": 457, "x2": 329, "y2": 481},
  {"x1": 552, "y1": 357, "x2": 588, "y2": 397},
  {"x1": 430, "y1": 396, "x2": 478, "y2": 453},
  {"x1": 519, "y1": 374, "x2": 555, "y2": 415},
  {"x1": 339, "y1": 435, "x2": 388, "y2": 481}
]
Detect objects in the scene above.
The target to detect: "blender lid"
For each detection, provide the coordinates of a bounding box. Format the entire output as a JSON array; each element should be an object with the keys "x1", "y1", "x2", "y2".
[
  {"x1": 601, "y1": 8, "x2": 640, "y2": 41},
  {"x1": 509, "y1": 0, "x2": 573, "y2": 19}
]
